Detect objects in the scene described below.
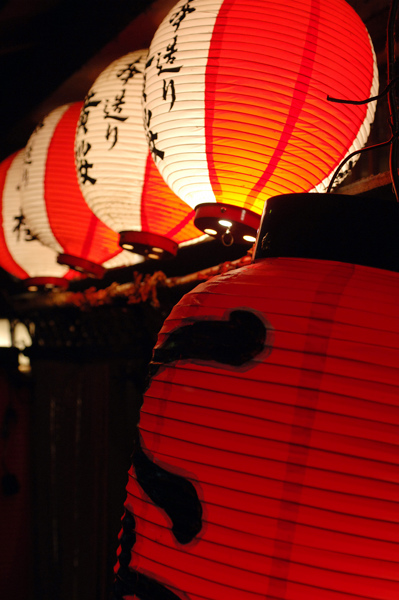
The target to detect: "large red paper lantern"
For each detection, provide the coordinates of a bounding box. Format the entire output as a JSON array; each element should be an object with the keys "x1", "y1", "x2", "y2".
[
  {"x1": 74, "y1": 51, "x2": 204, "y2": 260},
  {"x1": 0, "y1": 151, "x2": 78, "y2": 290},
  {"x1": 21, "y1": 103, "x2": 143, "y2": 278},
  {"x1": 143, "y1": 0, "x2": 378, "y2": 243},
  {"x1": 114, "y1": 195, "x2": 399, "y2": 600}
]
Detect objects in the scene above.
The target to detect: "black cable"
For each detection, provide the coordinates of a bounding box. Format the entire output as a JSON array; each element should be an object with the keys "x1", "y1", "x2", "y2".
[
  {"x1": 327, "y1": 76, "x2": 399, "y2": 105},
  {"x1": 326, "y1": 138, "x2": 394, "y2": 194}
]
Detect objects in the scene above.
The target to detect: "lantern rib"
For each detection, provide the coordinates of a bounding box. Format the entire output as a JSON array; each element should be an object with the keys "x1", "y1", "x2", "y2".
[
  {"x1": 130, "y1": 491, "x2": 399, "y2": 550},
  {"x1": 128, "y1": 453, "x2": 399, "y2": 516},
  {"x1": 143, "y1": 384, "x2": 399, "y2": 432},
  {"x1": 138, "y1": 421, "x2": 399, "y2": 484},
  {"x1": 145, "y1": 378, "x2": 399, "y2": 427},
  {"x1": 125, "y1": 547, "x2": 384, "y2": 600},
  {"x1": 129, "y1": 512, "x2": 399, "y2": 589},
  {"x1": 140, "y1": 403, "x2": 399, "y2": 461}
]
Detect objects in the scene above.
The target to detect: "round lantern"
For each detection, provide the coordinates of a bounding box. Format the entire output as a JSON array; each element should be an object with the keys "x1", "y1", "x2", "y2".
[
  {"x1": 74, "y1": 50, "x2": 205, "y2": 260},
  {"x1": 0, "y1": 151, "x2": 79, "y2": 291},
  {"x1": 20, "y1": 103, "x2": 143, "y2": 278},
  {"x1": 143, "y1": 0, "x2": 378, "y2": 243},
  {"x1": 114, "y1": 194, "x2": 399, "y2": 600}
]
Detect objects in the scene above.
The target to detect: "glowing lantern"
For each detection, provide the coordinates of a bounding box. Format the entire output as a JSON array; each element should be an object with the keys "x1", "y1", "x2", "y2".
[
  {"x1": 21, "y1": 103, "x2": 143, "y2": 278},
  {"x1": 143, "y1": 0, "x2": 378, "y2": 243},
  {"x1": 114, "y1": 194, "x2": 399, "y2": 600},
  {"x1": 0, "y1": 151, "x2": 79, "y2": 290},
  {"x1": 74, "y1": 50, "x2": 204, "y2": 260}
]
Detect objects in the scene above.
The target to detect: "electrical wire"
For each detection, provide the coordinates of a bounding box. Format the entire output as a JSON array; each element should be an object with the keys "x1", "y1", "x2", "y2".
[{"x1": 327, "y1": 0, "x2": 399, "y2": 199}]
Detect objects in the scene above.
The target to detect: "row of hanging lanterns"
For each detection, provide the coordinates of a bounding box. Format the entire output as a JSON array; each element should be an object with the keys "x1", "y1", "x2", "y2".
[
  {"x1": 0, "y1": 0, "x2": 378, "y2": 289},
  {"x1": 20, "y1": 102, "x2": 143, "y2": 278},
  {"x1": 0, "y1": 51, "x2": 206, "y2": 288}
]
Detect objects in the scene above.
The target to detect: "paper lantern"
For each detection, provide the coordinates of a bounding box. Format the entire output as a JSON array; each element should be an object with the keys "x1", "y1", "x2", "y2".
[
  {"x1": 0, "y1": 151, "x2": 79, "y2": 290},
  {"x1": 114, "y1": 195, "x2": 399, "y2": 600},
  {"x1": 74, "y1": 50, "x2": 204, "y2": 260},
  {"x1": 143, "y1": 0, "x2": 378, "y2": 243},
  {"x1": 21, "y1": 103, "x2": 143, "y2": 278}
]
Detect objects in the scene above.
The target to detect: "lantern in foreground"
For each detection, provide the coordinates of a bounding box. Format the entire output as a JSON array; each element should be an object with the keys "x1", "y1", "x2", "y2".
[
  {"x1": 0, "y1": 151, "x2": 79, "y2": 290},
  {"x1": 21, "y1": 103, "x2": 143, "y2": 278},
  {"x1": 114, "y1": 194, "x2": 399, "y2": 600},
  {"x1": 74, "y1": 51, "x2": 204, "y2": 260},
  {"x1": 143, "y1": 0, "x2": 378, "y2": 243}
]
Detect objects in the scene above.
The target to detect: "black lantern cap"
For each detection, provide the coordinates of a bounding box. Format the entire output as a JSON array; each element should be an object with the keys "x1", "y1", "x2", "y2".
[{"x1": 254, "y1": 193, "x2": 399, "y2": 273}]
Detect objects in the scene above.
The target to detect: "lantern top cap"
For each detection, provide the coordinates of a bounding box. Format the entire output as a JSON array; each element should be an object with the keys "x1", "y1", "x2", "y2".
[{"x1": 254, "y1": 193, "x2": 399, "y2": 273}]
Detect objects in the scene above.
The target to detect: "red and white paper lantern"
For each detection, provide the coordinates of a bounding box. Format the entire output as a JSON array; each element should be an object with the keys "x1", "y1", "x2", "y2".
[
  {"x1": 143, "y1": 0, "x2": 378, "y2": 241},
  {"x1": 0, "y1": 151, "x2": 77, "y2": 290},
  {"x1": 75, "y1": 50, "x2": 204, "y2": 260},
  {"x1": 21, "y1": 102, "x2": 142, "y2": 278}
]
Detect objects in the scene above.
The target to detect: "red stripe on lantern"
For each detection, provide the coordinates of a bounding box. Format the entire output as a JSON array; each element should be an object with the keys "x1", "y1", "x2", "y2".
[{"x1": 45, "y1": 103, "x2": 122, "y2": 266}]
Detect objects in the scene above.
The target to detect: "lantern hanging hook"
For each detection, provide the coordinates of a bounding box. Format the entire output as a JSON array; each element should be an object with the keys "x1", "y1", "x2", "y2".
[{"x1": 221, "y1": 229, "x2": 234, "y2": 247}]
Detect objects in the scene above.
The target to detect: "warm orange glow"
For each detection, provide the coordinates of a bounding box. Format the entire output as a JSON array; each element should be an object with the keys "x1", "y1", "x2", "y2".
[{"x1": 144, "y1": 0, "x2": 378, "y2": 215}]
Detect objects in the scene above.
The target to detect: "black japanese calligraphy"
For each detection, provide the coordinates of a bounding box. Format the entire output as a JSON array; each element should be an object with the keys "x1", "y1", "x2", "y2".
[
  {"x1": 78, "y1": 92, "x2": 101, "y2": 135},
  {"x1": 105, "y1": 124, "x2": 118, "y2": 150},
  {"x1": 162, "y1": 79, "x2": 177, "y2": 111},
  {"x1": 156, "y1": 37, "x2": 182, "y2": 76},
  {"x1": 144, "y1": 108, "x2": 165, "y2": 161},
  {"x1": 13, "y1": 210, "x2": 38, "y2": 242},
  {"x1": 102, "y1": 93, "x2": 129, "y2": 149},
  {"x1": 76, "y1": 140, "x2": 96, "y2": 185},
  {"x1": 116, "y1": 57, "x2": 144, "y2": 85},
  {"x1": 169, "y1": 0, "x2": 196, "y2": 32}
]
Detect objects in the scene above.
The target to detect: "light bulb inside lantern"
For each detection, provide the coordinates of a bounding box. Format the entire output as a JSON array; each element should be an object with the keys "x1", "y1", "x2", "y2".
[
  {"x1": 219, "y1": 219, "x2": 233, "y2": 228},
  {"x1": 204, "y1": 228, "x2": 217, "y2": 236},
  {"x1": 243, "y1": 235, "x2": 257, "y2": 243},
  {"x1": 148, "y1": 253, "x2": 161, "y2": 260}
]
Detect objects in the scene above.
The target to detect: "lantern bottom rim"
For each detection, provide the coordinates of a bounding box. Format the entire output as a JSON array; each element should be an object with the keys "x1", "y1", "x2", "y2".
[
  {"x1": 119, "y1": 231, "x2": 178, "y2": 260},
  {"x1": 23, "y1": 276, "x2": 70, "y2": 292},
  {"x1": 57, "y1": 254, "x2": 106, "y2": 279},
  {"x1": 194, "y1": 202, "x2": 260, "y2": 246}
]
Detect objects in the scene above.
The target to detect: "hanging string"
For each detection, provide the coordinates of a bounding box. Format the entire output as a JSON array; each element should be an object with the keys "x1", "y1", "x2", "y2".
[{"x1": 327, "y1": 0, "x2": 399, "y2": 199}]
